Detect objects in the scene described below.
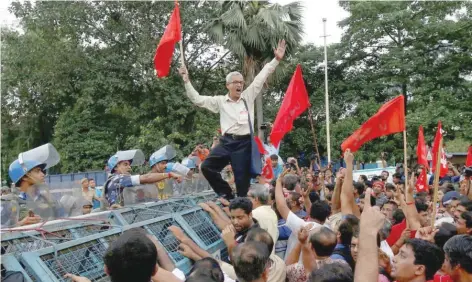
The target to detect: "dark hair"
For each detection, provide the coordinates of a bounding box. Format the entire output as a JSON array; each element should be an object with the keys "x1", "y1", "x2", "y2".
[
  {"x1": 359, "y1": 193, "x2": 376, "y2": 207},
  {"x1": 353, "y1": 182, "x2": 365, "y2": 196},
  {"x1": 88, "y1": 178, "x2": 95, "y2": 181},
  {"x1": 310, "y1": 200, "x2": 331, "y2": 223},
  {"x1": 246, "y1": 227, "x2": 274, "y2": 254},
  {"x1": 309, "y1": 191, "x2": 320, "y2": 203},
  {"x1": 233, "y1": 241, "x2": 270, "y2": 282},
  {"x1": 352, "y1": 226, "x2": 381, "y2": 247},
  {"x1": 290, "y1": 192, "x2": 302, "y2": 206},
  {"x1": 382, "y1": 170, "x2": 390, "y2": 177},
  {"x1": 229, "y1": 197, "x2": 253, "y2": 215},
  {"x1": 187, "y1": 257, "x2": 224, "y2": 282},
  {"x1": 460, "y1": 211, "x2": 472, "y2": 228},
  {"x1": 309, "y1": 262, "x2": 353, "y2": 282},
  {"x1": 359, "y1": 175, "x2": 368, "y2": 182},
  {"x1": 392, "y1": 209, "x2": 405, "y2": 225},
  {"x1": 325, "y1": 184, "x2": 335, "y2": 192},
  {"x1": 434, "y1": 223, "x2": 457, "y2": 250},
  {"x1": 338, "y1": 215, "x2": 360, "y2": 245},
  {"x1": 269, "y1": 188, "x2": 275, "y2": 203},
  {"x1": 310, "y1": 227, "x2": 337, "y2": 257},
  {"x1": 415, "y1": 201, "x2": 429, "y2": 213},
  {"x1": 404, "y1": 239, "x2": 444, "y2": 280},
  {"x1": 392, "y1": 172, "x2": 402, "y2": 179},
  {"x1": 443, "y1": 235, "x2": 472, "y2": 274},
  {"x1": 381, "y1": 200, "x2": 398, "y2": 211},
  {"x1": 103, "y1": 228, "x2": 157, "y2": 282},
  {"x1": 416, "y1": 192, "x2": 428, "y2": 200},
  {"x1": 283, "y1": 174, "x2": 299, "y2": 191},
  {"x1": 385, "y1": 183, "x2": 396, "y2": 192},
  {"x1": 458, "y1": 199, "x2": 472, "y2": 212},
  {"x1": 270, "y1": 154, "x2": 278, "y2": 161}
]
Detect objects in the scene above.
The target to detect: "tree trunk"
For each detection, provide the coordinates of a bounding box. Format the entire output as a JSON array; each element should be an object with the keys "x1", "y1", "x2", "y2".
[{"x1": 243, "y1": 57, "x2": 265, "y2": 140}]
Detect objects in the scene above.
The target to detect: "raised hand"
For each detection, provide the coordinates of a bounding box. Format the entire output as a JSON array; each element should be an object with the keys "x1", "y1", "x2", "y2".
[
  {"x1": 178, "y1": 65, "x2": 189, "y2": 82},
  {"x1": 344, "y1": 149, "x2": 354, "y2": 166},
  {"x1": 360, "y1": 188, "x2": 386, "y2": 235},
  {"x1": 274, "y1": 39, "x2": 286, "y2": 61}
]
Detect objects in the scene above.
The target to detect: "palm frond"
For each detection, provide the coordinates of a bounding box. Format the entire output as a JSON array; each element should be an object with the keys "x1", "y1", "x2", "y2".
[
  {"x1": 225, "y1": 31, "x2": 247, "y2": 58},
  {"x1": 208, "y1": 21, "x2": 225, "y2": 43},
  {"x1": 221, "y1": 4, "x2": 247, "y2": 29},
  {"x1": 243, "y1": 24, "x2": 265, "y2": 50}
]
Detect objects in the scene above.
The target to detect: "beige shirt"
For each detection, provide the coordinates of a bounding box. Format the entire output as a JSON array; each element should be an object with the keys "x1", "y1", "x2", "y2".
[
  {"x1": 184, "y1": 58, "x2": 279, "y2": 135},
  {"x1": 252, "y1": 205, "x2": 279, "y2": 252},
  {"x1": 82, "y1": 188, "x2": 95, "y2": 203}
]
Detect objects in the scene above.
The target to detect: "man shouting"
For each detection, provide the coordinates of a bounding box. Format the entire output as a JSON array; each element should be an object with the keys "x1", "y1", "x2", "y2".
[{"x1": 179, "y1": 40, "x2": 286, "y2": 199}]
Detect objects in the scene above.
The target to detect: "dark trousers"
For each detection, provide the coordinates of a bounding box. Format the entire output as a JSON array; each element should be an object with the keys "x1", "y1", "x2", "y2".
[{"x1": 201, "y1": 135, "x2": 252, "y2": 199}]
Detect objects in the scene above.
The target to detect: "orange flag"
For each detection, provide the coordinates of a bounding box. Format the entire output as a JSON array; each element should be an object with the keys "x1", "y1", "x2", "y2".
[
  {"x1": 341, "y1": 95, "x2": 406, "y2": 153},
  {"x1": 417, "y1": 125, "x2": 429, "y2": 169},
  {"x1": 154, "y1": 2, "x2": 181, "y2": 77},
  {"x1": 432, "y1": 121, "x2": 448, "y2": 177}
]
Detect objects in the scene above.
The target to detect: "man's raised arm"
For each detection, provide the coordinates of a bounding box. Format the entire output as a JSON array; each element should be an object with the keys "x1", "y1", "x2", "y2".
[
  {"x1": 179, "y1": 65, "x2": 220, "y2": 113},
  {"x1": 245, "y1": 40, "x2": 285, "y2": 102}
]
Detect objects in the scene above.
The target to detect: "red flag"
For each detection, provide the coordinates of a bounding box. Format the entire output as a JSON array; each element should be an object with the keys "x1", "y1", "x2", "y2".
[
  {"x1": 270, "y1": 65, "x2": 310, "y2": 148},
  {"x1": 254, "y1": 136, "x2": 268, "y2": 154},
  {"x1": 432, "y1": 121, "x2": 448, "y2": 177},
  {"x1": 341, "y1": 95, "x2": 405, "y2": 153},
  {"x1": 415, "y1": 168, "x2": 429, "y2": 193},
  {"x1": 261, "y1": 157, "x2": 274, "y2": 180},
  {"x1": 154, "y1": 2, "x2": 181, "y2": 77},
  {"x1": 466, "y1": 145, "x2": 472, "y2": 167},
  {"x1": 417, "y1": 125, "x2": 429, "y2": 169}
]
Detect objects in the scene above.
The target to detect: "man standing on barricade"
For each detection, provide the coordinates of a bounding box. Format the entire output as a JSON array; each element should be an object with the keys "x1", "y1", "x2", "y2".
[
  {"x1": 104, "y1": 149, "x2": 180, "y2": 208},
  {"x1": 178, "y1": 40, "x2": 286, "y2": 199}
]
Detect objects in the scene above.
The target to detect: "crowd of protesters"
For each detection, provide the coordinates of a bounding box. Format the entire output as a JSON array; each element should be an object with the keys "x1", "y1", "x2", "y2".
[{"x1": 62, "y1": 147, "x2": 472, "y2": 282}]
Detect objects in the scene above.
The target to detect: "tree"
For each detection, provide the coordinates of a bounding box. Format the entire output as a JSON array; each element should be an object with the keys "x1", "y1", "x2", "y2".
[{"x1": 207, "y1": 0, "x2": 304, "y2": 139}]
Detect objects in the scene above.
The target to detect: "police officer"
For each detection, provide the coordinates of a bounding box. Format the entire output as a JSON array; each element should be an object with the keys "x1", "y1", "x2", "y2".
[
  {"x1": 7, "y1": 145, "x2": 63, "y2": 226},
  {"x1": 149, "y1": 146, "x2": 177, "y2": 199},
  {"x1": 104, "y1": 149, "x2": 179, "y2": 208}
]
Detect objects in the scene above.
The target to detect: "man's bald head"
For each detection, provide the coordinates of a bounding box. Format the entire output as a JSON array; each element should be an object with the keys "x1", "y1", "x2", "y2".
[{"x1": 309, "y1": 226, "x2": 337, "y2": 257}]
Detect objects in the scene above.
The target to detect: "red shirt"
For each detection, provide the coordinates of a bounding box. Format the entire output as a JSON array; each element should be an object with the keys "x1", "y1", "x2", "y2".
[{"x1": 386, "y1": 219, "x2": 417, "y2": 246}]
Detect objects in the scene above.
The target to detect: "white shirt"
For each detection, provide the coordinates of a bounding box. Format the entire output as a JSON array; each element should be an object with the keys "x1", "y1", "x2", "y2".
[
  {"x1": 284, "y1": 211, "x2": 329, "y2": 262},
  {"x1": 252, "y1": 205, "x2": 279, "y2": 253},
  {"x1": 184, "y1": 59, "x2": 279, "y2": 135}
]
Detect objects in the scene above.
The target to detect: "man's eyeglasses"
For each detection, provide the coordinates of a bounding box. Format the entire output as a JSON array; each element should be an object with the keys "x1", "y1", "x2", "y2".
[{"x1": 230, "y1": 81, "x2": 245, "y2": 85}]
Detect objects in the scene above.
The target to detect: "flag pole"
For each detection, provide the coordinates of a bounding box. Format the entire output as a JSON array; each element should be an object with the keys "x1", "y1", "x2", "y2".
[
  {"x1": 322, "y1": 18, "x2": 331, "y2": 163},
  {"x1": 403, "y1": 130, "x2": 408, "y2": 199},
  {"x1": 308, "y1": 109, "x2": 322, "y2": 169},
  {"x1": 176, "y1": 0, "x2": 184, "y2": 66},
  {"x1": 431, "y1": 137, "x2": 442, "y2": 227}
]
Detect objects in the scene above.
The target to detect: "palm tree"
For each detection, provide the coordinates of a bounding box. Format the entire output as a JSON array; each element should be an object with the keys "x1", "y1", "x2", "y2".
[{"x1": 207, "y1": 0, "x2": 304, "y2": 139}]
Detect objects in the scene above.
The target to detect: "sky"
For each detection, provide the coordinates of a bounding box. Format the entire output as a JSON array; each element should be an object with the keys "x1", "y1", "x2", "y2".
[{"x1": 0, "y1": 0, "x2": 349, "y2": 46}]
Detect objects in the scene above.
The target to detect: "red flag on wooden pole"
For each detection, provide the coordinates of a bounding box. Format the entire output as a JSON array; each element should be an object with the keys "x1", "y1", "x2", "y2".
[
  {"x1": 417, "y1": 125, "x2": 429, "y2": 169},
  {"x1": 270, "y1": 65, "x2": 310, "y2": 148},
  {"x1": 432, "y1": 121, "x2": 448, "y2": 177},
  {"x1": 154, "y1": 2, "x2": 181, "y2": 77},
  {"x1": 341, "y1": 95, "x2": 406, "y2": 153}
]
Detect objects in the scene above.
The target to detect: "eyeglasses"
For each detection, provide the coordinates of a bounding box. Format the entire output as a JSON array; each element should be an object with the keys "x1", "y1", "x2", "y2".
[{"x1": 230, "y1": 81, "x2": 245, "y2": 85}]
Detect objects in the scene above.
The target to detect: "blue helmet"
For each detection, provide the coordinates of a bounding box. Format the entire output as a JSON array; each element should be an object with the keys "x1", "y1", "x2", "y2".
[
  {"x1": 9, "y1": 159, "x2": 46, "y2": 185},
  {"x1": 149, "y1": 154, "x2": 169, "y2": 168},
  {"x1": 107, "y1": 155, "x2": 120, "y2": 172},
  {"x1": 149, "y1": 145, "x2": 176, "y2": 168},
  {"x1": 181, "y1": 158, "x2": 196, "y2": 169}
]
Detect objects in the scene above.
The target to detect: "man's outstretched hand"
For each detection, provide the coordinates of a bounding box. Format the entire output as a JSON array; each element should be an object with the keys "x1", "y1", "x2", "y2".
[
  {"x1": 274, "y1": 39, "x2": 286, "y2": 61},
  {"x1": 178, "y1": 65, "x2": 189, "y2": 83}
]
